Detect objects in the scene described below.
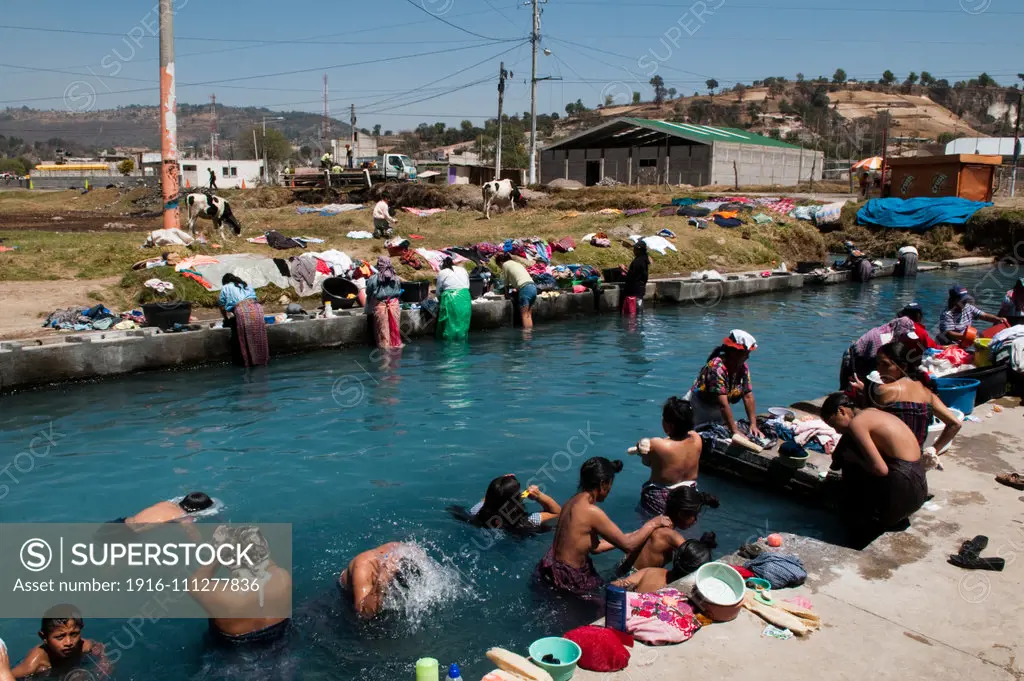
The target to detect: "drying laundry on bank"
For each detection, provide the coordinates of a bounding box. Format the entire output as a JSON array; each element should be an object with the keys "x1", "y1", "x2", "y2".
[
  {"x1": 295, "y1": 203, "x2": 365, "y2": 216},
  {"x1": 401, "y1": 207, "x2": 446, "y2": 217},
  {"x1": 42, "y1": 305, "x2": 141, "y2": 332},
  {"x1": 246, "y1": 231, "x2": 325, "y2": 249}
]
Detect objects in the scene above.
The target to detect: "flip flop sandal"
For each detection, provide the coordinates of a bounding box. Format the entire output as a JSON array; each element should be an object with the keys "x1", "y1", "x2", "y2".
[
  {"x1": 948, "y1": 553, "x2": 1005, "y2": 571},
  {"x1": 996, "y1": 473, "x2": 1024, "y2": 490}
]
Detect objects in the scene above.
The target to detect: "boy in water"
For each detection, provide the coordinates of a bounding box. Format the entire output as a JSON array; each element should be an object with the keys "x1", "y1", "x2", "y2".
[
  {"x1": 338, "y1": 543, "x2": 424, "y2": 619},
  {"x1": 118, "y1": 491, "x2": 214, "y2": 527},
  {"x1": 11, "y1": 605, "x2": 106, "y2": 679}
]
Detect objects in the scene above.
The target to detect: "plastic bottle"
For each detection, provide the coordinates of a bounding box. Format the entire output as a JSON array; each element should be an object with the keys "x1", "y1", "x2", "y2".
[
  {"x1": 415, "y1": 658, "x2": 439, "y2": 681},
  {"x1": 444, "y1": 663, "x2": 463, "y2": 681},
  {"x1": 324, "y1": 300, "x2": 333, "y2": 318},
  {"x1": 605, "y1": 584, "x2": 627, "y2": 632}
]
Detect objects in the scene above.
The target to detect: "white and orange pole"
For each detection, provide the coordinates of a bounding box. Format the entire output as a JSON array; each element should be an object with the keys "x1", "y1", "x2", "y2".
[{"x1": 159, "y1": 0, "x2": 179, "y2": 229}]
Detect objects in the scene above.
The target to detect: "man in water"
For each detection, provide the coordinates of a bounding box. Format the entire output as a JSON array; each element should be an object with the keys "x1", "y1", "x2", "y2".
[
  {"x1": 10, "y1": 605, "x2": 107, "y2": 679},
  {"x1": 117, "y1": 491, "x2": 214, "y2": 527},
  {"x1": 821, "y1": 393, "x2": 928, "y2": 540},
  {"x1": 339, "y1": 543, "x2": 424, "y2": 618}
]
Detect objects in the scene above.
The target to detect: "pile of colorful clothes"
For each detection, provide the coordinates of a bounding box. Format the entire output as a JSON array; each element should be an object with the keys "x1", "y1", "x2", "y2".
[
  {"x1": 43, "y1": 305, "x2": 123, "y2": 332},
  {"x1": 764, "y1": 415, "x2": 841, "y2": 454}
]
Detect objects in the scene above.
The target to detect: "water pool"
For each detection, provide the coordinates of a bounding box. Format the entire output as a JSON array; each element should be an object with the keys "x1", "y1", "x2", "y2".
[{"x1": 0, "y1": 266, "x2": 1016, "y2": 680}]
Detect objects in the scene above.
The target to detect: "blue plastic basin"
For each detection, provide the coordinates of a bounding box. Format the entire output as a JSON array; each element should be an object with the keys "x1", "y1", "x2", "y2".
[{"x1": 934, "y1": 377, "x2": 981, "y2": 416}]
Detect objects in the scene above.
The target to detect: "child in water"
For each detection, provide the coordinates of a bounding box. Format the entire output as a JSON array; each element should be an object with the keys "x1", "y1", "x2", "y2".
[
  {"x1": 11, "y1": 605, "x2": 107, "y2": 679},
  {"x1": 468, "y1": 474, "x2": 561, "y2": 532},
  {"x1": 612, "y1": 533, "x2": 717, "y2": 593}
]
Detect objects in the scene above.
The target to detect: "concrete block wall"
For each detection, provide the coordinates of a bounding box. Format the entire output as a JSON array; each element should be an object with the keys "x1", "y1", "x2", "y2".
[{"x1": 710, "y1": 143, "x2": 824, "y2": 186}]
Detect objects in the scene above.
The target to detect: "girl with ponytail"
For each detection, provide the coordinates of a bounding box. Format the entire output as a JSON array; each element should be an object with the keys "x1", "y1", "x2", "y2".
[
  {"x1": 632, "y1": 397, "x2": 703, "y2": 518},
  {"x1": 535, "y1": 457, "x2": 672, "y2": 599},
  {"x1": 619, "y1": 486, "x2": 721, "y2": 573}
]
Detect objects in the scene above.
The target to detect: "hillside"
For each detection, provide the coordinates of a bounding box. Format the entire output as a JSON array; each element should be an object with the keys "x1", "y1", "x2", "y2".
[{"x1": 0, "y1": 104, "x2": 351, "y2": 153}]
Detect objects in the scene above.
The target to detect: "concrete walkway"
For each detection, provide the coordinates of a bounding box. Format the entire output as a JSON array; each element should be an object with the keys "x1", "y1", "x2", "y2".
[{"x1": 574, "y1": 399, "x2": 1023, "y2": 681}]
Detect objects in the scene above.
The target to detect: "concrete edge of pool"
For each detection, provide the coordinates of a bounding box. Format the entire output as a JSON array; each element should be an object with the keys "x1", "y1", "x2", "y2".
[{"x1": 0, "y1": 258, "x2": 987, "y2": 394}]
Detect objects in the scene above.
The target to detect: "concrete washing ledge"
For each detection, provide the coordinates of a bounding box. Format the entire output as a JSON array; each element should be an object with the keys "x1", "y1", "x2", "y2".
[{"x1": 0, "y1": 256, "x2": 998, "y2": 393}]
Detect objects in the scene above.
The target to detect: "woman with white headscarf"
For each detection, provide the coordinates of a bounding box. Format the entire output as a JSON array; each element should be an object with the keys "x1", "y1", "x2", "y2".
[
  {"x1": 365, "y1": 256, "x2": 404, "y2": 349},
  {"x1": 684, "y1": 330, "x2": 764, "y2": 438}
]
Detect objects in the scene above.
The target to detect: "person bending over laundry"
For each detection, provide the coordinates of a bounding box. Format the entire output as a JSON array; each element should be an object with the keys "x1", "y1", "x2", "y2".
[
  {"x1": 621, "y1": 486, "x2": 720, "y2": 573},
  {"x1": 10, "y1": 605, "x2": 107, "y2": 679},
  {"x1": 219, "y1": 273, "x2": 269, "y2": 367},
  {"x1": 685, "y1": 330, "x2": 764, "y2": 439},
  {"x1": 937, "y1": 285, "x2": 1007, "y2": 346},
  {"x1": 611, "y1": 532, "x2": 717, "y2": 594},
  {"x1": 849, "y1": 341, "x2": 961, "y2": 452},
  {"x1": 372, "y1": 195, "x2": 397, "y2": 239},
  {"x1": 535, "y1": 458, "x2": 671, "y2": 599},
  {"x1": 839, "y1": 316, "x2": 916, "y2": 389},
  {"x1": 466, "y1": 474, "x2": 560, "y2": 532},
  {"x1": 365, "y1": 256, "x2": 404, "y2": 349},
  {"x1": 620, "y1": 240, "x2": 650, "y2": 317},
  {"x1": 435, "y1": 256, "x2": 472, "y2": 341},
  {"x1": 114, "y1": 491, "x2": 214, "y2": 527},
  {"x1": 822, "y1": 393, "x2": 928, "y2": 539},
  {"x1": 894, "y1": 245, "x2": 918, "y2": 278},
  {"x1": 633, "y1": 397, "x2": 703, "y2": 518},
  {"x1": 191, "y1": 525, "x2": 292, "y2": 643},
  {"x1": 339, "y1": 542, "x2": 426, "y2": 618},
  {"x1": 998, "y1": 277, "x2": 1024, "y2": 320},
  {"x1": 496, "y1": 253, "x2": 537, "y2": 330},
  {"x1": 897, "y1": 303, "x2": 941, "y2": 350}
]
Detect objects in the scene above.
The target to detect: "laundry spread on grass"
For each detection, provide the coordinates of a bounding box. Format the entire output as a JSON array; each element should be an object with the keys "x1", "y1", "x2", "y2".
[
  {"x1": 856, "y1": 197, "x2": 993, "y2": 231},
  {"x1": 296, "y1": 203, "x2": 365, "y2": 216},
  {"x1": 401, "y1": 207, "x2": 446, "y2": 217}
]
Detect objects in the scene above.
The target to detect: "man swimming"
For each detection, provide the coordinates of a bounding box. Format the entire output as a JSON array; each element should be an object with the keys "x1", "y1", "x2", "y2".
[
  {"x1": 10, "y1": 605, "x2": 107, "y2": 679},
  {"x1": 339, "y1": 543, "x2": 425, "y2": 618},
  {"x1": 118, "y1": 491, "x2": 215, "y2": 527}
]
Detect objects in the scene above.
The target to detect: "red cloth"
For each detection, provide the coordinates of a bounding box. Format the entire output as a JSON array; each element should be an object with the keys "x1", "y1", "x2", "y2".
[
  {"x1": 564, "y1": 626, "x2": 632, "y2": 672},
  {"x1": 552, "y1": 236, "x2": 576, "y2": 252},
  {"x1": 912, "y1": 321, "x2": 941, "y2": 349},
  {"x1": 315, "y1": 258, "x2": 332, "y2": 275},
  {"x1": 409, "y1": 234, "x2": 425, "y2": 240},
  {"x1": 728, "y1": 565, "x2": 755, "y2": 579},
  {"x1": 936, "y1": 346, "x2": 971, "y2": 367},
  {"x1": 982, "y1": 322, "x2": 1008, "y2": 339},
  {"x1": 622, "y1": 296, "x2": 638, "y2": 317}
]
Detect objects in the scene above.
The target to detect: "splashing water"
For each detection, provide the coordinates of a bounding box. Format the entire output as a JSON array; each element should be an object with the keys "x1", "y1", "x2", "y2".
[{"x1": 377, "y1": 542, "x2": 475, "y2": 634}]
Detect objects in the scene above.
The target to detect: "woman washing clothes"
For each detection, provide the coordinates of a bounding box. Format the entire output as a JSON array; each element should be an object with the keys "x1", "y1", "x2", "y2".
[
  {"x1": 465, "y1": 474, "x2": 561, "y2": 532},
  {"x1": 219, "y1": 274, "x2": 269, "y2": 367},
  {"x1": 633, "y1": 397, "x2": 703, "y2": 518},
  {"x1": 849, "y1": 341, "x2": 962, "y2": 453},
  {"x1": 620, "y1": 240, "x2": 650, "y2": 317},
  {"x1": 937, "y1": 285, "x2": 1007, "y2": 346},
  {"x1": 435, "y1": 257, "x2": 472, "y2": 341},
  {"x1": 839, "y1": 316, "x2": 917, "y2": 389},
  {"x1": 535, "y1": 457, "x2": 672, "y2": 599},
  {"x1": 685, "y1": 330, "x2": 764, "y2": 439},
  {"x1": 365, "y1": 256, "x2": 404, "y2": 349},
  {"x1": 612, "y1": 532, "x2": 717, "y2": 594},
  {"x1": 621, "y1": 486, "x2": 720, "y2": 574}
]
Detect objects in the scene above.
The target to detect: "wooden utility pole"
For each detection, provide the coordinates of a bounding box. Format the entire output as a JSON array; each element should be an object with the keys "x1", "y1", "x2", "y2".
[
  {"x1": 496, "y1": 61, "x2": 508, "y2": 180},
  {"x1": 159, "y1": 0, "x2": 179, "y2": 228},
  {"x1": 1011, "y1": 92, "x2": 1022, "y2": 198},
  {"x1": 527, "y1": 0, "x2": 543, "y2": 185},
  {"x1": 350, "y1": 104, "x2": 356, "y2": 169}
]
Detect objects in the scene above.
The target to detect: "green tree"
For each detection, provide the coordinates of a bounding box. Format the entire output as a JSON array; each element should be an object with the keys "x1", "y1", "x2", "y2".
[
  {"x1": 668, "y1": 88, "x2": 677, "y2": 99},
  {"x1": 705, "y1": 78, "x2": 719, "y2": 95},
  {"x1": 604, "y1": 93, "x2": 616, "y2": 107},
  {"x1": 796, "y1": 72, "x2": 805, "y2": 82},
  {"x1": 833, "y1": 68, "x2": 847, "y2": 84},
  {"x1": 241, "y1": 126, "x2": 292, "y2": 169},
  {"x1": 117, "y1": 158, "x2": 135, "y2": 175},
  {"x1": 650, "y1": 75, "x2": 668, "y2": 104},
  {"x1": 977, "y1": 72, "x2": 998, "y2": 87},
  {"x1": 768, "y1": 128, "x2": 782, "y2": 140},
  {"x1": 904, "y1": 72, "x2": 919, "y2": 86},
  {"x1": 372, "y1": 124, "x2": 382, "y2": 136},
  {"x1": 881, "y1": 70, "x2": 896, "y2": 86},
  {"x1": 734, "y1": 83, "x2": 748, "y2": 102},
  {"x1": 0, "y1": 158, "x2": 27, "y2": 175},
  {"x1": 920, "y1": 71, "x2": 935, "y2": 87},
  {"x1": 632, "y1": 91, "x2": 642, "y2": 105}
]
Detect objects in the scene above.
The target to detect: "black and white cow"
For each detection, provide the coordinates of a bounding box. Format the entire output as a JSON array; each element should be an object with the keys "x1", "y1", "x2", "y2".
[
  {"x1": 185, "y1": 193, "x2": 241, "y2": 239},
  {"x1": 482, "y1": 179, "x2": 523, "y2": 219}
]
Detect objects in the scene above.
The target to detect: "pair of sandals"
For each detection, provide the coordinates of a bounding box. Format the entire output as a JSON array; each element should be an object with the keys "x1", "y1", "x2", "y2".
[
  {"x1": 948, "y1": 535, "x2": 1004, "y2": 571},
  {"x1": 995, "y1": 472, "x2": 1024, "y2": 490}
]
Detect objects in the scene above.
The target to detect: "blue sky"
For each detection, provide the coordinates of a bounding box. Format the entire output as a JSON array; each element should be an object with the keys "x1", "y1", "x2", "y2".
[{"x1": 0, "y1": 0, "x2": 1021, "y2": 133}]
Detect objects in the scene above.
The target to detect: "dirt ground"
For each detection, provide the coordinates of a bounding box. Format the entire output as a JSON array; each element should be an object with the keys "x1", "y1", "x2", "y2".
[{"x1": 0, "y1": 277, "x2": 120, "y2": 340}]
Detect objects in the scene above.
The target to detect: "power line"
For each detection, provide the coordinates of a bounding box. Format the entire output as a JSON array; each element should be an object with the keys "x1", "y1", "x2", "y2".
[
  {"x1": 398, "y1": 0, "x2": 514, "y2": 41},
  {"x1": 552, "y1": 1, "x2": 1024, "y2": 13},
  {"x1": 546, "y1": 36, "x2": 711, "y2": 80}
]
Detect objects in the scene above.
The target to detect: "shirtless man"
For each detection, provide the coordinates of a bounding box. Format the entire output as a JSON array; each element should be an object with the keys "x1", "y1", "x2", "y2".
[
  {"x1": 119, "y1": 491, "x2": 214, "y2": 527},
  {"x1": 339, "y1": 542, "x2": 424, "y2": 618},
  {"x1": 10, "y1": 606, "x2": 107, "y2": 680},
  {"x1": 821, "y1": 392, "x2": 928, "y2": 536},
  {"x1": 633, "y1": 397, "x2": 703, "y2": 518},
  {"x1": 621, "y1": 487, "x2": 720, "y2": 573}
]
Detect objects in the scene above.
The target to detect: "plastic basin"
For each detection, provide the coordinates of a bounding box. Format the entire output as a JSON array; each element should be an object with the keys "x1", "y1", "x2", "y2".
[
  {"x1": 934, "y1": 377, "x2": 981, "y2": 416},
  {"x1": 528, "y1": 637, "x2": 581, "y2": 681},
  {"x1": 691, "y1": 562, "x2": 745, "y2": 622}
]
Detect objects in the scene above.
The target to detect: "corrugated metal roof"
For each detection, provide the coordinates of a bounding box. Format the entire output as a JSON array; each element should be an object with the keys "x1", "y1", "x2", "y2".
[{"x1": 625, "y1": 119, "x2": 804, "y2": 149}]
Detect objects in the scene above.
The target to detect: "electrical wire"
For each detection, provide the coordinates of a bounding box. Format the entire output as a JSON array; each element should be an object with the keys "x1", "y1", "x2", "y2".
[
  {"x1": 398, "y1": 0, "x2": 516, "y2": 42},
  {"x1": 552, "y1": 1, "x2": 1024, "y2": 14}
]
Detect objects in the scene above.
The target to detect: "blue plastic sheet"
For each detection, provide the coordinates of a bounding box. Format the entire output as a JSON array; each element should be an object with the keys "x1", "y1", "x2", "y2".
[{"x1": 856, "y1": 197, "x2": 992, "y2": 231}]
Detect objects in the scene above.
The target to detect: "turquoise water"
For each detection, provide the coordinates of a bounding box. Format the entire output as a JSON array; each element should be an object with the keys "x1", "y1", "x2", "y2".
[{"x1": 0, "y1": 265, "x2": 1016, "y2": 680}]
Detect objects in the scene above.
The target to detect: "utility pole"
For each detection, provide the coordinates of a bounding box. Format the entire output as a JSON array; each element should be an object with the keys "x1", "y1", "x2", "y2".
[
  {"x1": 158, "y1": 0, "x2": 178, "y2": 229},
  {"x1": 322, "y1": 74, "x2": 330, "y2": 146},
  {"x1": 209, "y1": 93, "x2": 218, "y2": 159},
  {"x1": 1011, "y1": 92, "x2": 1022, "y2": 198},
  {"x1": 350, "y1": 104, "x2": 357, "y2": 169},
  {"x1": 527, "y1": 0, "x2": 544, "y2": 185},
  {"x1": 496, "y1": 61, "x2": 508, "y2": 180}
]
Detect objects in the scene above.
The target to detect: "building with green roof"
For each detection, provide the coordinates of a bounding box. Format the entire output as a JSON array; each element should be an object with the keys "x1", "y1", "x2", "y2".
[{"x1": 541, "y1": 117, "x2": 823, "y2": 187}]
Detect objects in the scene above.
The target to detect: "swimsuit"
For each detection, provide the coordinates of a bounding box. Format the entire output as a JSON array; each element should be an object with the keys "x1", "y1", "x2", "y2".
[
  {"x1": 883, "y1": 401, "x2": 933, "y2": 448},
  {"x1": 534, "y1": 546, "x2": 604, "y2": 599},
  {"x1": 637, "y1": 480, "x2": 696, "y2": 518},
  {"x1": 209, "y1": 618, "x2": 290, "y2": 646}
]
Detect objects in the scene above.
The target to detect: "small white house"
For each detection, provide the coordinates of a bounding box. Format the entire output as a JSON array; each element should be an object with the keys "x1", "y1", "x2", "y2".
[{"x1": 179, "y1": 159, "x2": 264, "y2": 189}]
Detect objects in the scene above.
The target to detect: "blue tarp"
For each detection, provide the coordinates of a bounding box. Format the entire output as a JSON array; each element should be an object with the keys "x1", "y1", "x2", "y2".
[{"x1": 856, "y1": 197, "x2": 992, "y2": 231}]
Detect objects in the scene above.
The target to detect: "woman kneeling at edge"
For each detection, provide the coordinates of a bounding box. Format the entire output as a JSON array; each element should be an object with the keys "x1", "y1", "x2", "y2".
[
  {"x1": 685, "y1": 330, "x2": 764, "y2": 439},
  {"x1": 613, "y1": 532, "x2": 717, "y2": 594},
  {"x1": 219, "y1": 274, "x2": 268, "y2": 367},
  {"x1": 622, "y1": 486, "x2": 719, "y2": 573},
  {"x1": 634, "y1": 397, "x2": 703, "y2": 518},
  {"x1": 365, "y1": 256, "x2": 404, "y2": 349},
  {"x1": 535, "y1": 458, "x2": 672, "y2": 599},
  {"x1": 467, "y1": 474, "x2": 561, "y2": 532},
  {"x1": 435, "y1": 257, "x2": 472, "y2": 341},
  {"x1": 620, "y1": 240, "x2": 649, "y2": 317},
  {"x1": 848, "y1": 341, "x2": 961, "y2": 453}
]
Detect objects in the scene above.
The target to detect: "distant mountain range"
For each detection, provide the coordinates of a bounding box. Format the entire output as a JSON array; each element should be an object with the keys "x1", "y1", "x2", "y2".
[{"x1": 0, "y1": 104, "x2": 352, "y2": 152}]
